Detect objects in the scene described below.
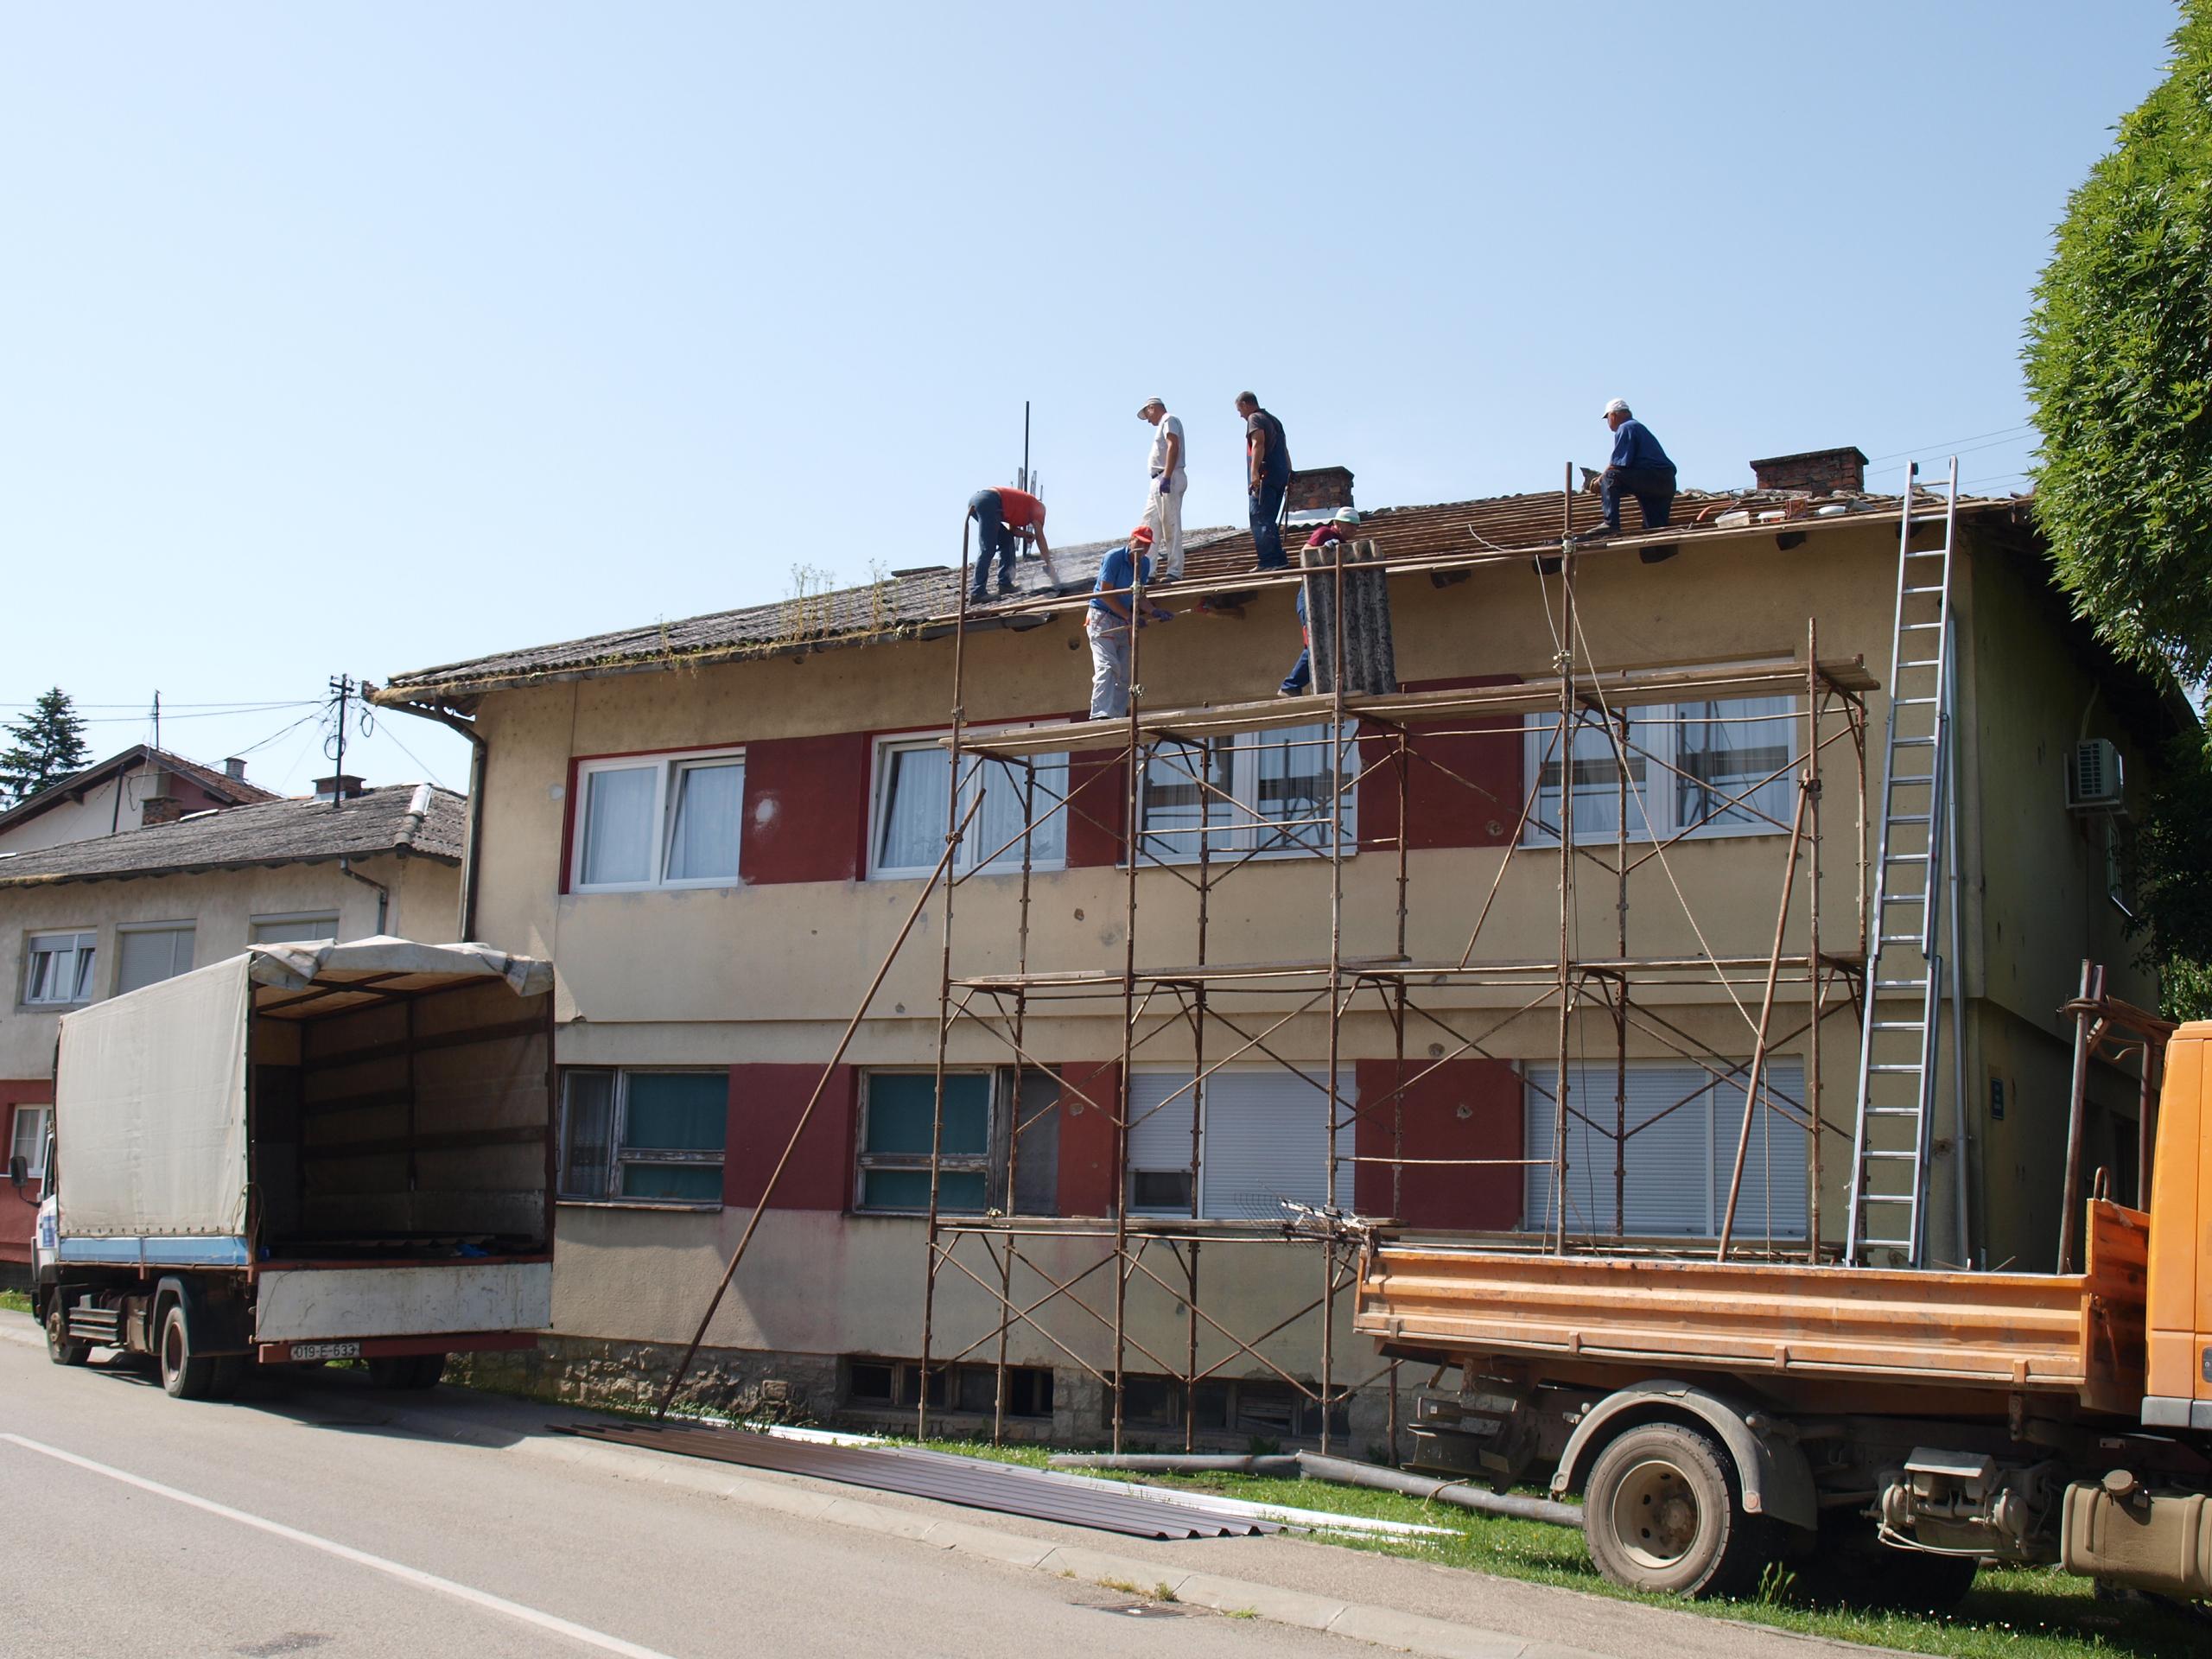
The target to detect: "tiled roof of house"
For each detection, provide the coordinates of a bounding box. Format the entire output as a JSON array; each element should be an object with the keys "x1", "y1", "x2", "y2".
[
  {"x1": 0, "y1": 743, "x2": 281, "y2": 835},
  {"x1": 0, "y1": 784, "x2": 465, "y2": 887},
  {"x1": 372, "y1": 479, "x2": 2033, "y2": 709}
]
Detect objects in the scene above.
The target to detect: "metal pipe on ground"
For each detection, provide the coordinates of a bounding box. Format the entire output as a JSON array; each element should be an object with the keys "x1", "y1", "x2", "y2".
[
  {"x1": 1048, "y1": 1453, "x2": 1301, "y2": 1477},
  {"x1": 1294, "y1": 1452, "x2": 1584, "y2": 1529}
]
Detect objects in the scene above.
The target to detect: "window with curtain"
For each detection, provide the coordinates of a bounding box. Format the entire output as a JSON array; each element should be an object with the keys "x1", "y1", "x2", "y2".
[
  {"x1": 1126, "y1": 1069, "x2": 1354, "y2": 1219},
  {"x1": 1138, "y1": 723, "x2": 1356, "y2": 862},
  {"x1": 24, "y1": 932, "x2": 97, "y2": 1006},
  {"x1": 1522, "y1": 1058, "x2": 1808, "y2": 1240},
  {"x1": 1525, "y1": 692, "x2": 1796, "y2": 846},
  {"x1": 556, "y1": 1069, "x2": 727, "y2": 1203},
  {"x1": 115, "y1": 924, "x2": 195, "y2": 994},
  {"x1": 872, "y1": 738, "x2": 1066, "y2": 879},
  {"x1": 573, "y1": 749, "x2": 745, "y2": 891},
  {"x1": 10, "y1": 1105, "x2": 50, "y2": 1179},
  {"x1": 855, "y1": 1071, "x2": 995, "y2": 1211}
]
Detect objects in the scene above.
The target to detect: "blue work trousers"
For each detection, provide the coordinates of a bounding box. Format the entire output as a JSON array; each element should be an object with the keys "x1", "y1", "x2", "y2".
[
  {"x1": 1600, "y1": 467, "x2": 1676, "y2": 532},
  {"x1": 968, "y1": 489, "x2": 1015, "y2": 594},
  {"x1": 1281, "y1": 587, "x2": 1312, "y2": 694},
  {"x1": 1249, "y1": 477, "x2": 1289, "y2": 569}
]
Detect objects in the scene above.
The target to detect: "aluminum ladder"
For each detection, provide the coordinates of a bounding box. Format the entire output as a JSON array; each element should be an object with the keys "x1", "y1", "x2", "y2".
[{"x1": 1846, "y1": 459, "x2": 1960, "y2": 1266}]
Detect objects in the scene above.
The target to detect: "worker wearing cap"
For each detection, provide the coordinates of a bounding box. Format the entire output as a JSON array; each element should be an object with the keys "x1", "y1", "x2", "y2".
[
  {"x1": 967, "y1": 486, "x2": 1052, "y2": 602},
  {"x1": 1087, "y1": 524, "x2": 1173, "y2": 719},
  {"x1": 1280, "y1": 508, "x2": 1360, "y2": 696},
  {"x1": 1238, "y1": 391, "x2": 1293, "y2": 571},
  {"x1": 1138, "y1": 397, "x2": 1187, "y2": 582},
  {"x1": 1586, "y1": 399, "x2": 1679, "y2": 561}
]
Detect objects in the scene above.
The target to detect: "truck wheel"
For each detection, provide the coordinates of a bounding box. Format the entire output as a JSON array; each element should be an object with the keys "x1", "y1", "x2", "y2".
[
  {"x1": 45, "y1": 1300, "x2": 90, "y2": 1367},
  {"x1": 410, "y1": 1352, "x2": 448, "y2": 1389},
  {"x1": 368, "y1": 1355, "x2": 443, "y2": 1390},
  {"x1": 1584, "y1": 1422, "x2": 1774, "y2": 1598},
  {"x1": 158, "y1": 1301, "x2": 217, "y2": 1401}
]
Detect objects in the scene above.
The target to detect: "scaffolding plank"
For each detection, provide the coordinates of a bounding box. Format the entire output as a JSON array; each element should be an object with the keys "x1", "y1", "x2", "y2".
[{"x1": 949, "y1": 658, "x2": 1875, "y2": 757}]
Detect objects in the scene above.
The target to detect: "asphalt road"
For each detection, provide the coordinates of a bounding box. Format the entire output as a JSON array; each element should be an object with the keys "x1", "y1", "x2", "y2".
[{"x1": 3, "y1": 1331, "x2": 1363, "y2": 1659}]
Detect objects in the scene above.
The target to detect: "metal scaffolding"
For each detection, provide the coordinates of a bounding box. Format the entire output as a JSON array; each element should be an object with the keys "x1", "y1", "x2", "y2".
[{"x1": 910, "y1": 474, "x2": 1884, "y2": 1453}]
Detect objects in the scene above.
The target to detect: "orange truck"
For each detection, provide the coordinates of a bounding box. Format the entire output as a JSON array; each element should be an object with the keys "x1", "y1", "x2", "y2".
[{"x1": 1353, "y1": 1021, "x2": 2212, "y2": 1604}]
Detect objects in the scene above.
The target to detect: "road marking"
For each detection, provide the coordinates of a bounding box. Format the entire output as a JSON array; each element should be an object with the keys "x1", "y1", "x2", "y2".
[{"x1": 0, "y1": 1433, "x2": 678, "y2": 1659}]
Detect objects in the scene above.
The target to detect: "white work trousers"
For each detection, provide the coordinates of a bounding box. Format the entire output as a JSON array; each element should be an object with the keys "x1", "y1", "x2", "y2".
[
  {"x1": 1145, "y1": 472, "x2": 1186, "y2": 578},
  {"x1": 1086, "y1": 613, "x2": 1134, "y2": 720}
]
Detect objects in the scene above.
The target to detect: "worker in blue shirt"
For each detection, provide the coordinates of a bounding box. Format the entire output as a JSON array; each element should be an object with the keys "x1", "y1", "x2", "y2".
[
  {"x1": 1086, "y1": 525, "x2": 1173, "y2": 719},
  {"x1": 1586, "y1": 397, "x2": 1680, "y2": 563}
]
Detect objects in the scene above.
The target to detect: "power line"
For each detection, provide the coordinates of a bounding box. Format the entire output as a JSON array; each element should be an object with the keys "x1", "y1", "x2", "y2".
[{"x1": 1860, "y1": 423, "x2": 2034, "y2": 467}]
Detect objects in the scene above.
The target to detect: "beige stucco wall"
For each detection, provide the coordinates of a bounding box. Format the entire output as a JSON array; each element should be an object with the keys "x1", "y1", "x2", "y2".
[
  {"x1": 0, "y1": 852, "x2": 461, "y2": 1082},
  {"x1": 0, "y1": 767, "x2": 153, "y2": 855}
]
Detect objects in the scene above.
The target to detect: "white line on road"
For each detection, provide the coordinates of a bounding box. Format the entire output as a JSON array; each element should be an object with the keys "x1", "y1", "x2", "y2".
[{"x1": 0, "y1": 1432, "x2": 679, "y2": 1659}]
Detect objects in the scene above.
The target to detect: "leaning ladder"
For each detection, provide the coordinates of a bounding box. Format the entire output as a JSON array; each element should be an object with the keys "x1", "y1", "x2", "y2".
[{"x1": 1847, "y1": 459, "x2": 1960, "y2": 1266}]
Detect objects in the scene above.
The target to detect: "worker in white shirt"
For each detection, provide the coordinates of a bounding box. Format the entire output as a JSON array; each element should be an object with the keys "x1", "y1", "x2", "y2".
[{"x1": 1137, "y1": 397, "x2": 1187, "y2": 582}]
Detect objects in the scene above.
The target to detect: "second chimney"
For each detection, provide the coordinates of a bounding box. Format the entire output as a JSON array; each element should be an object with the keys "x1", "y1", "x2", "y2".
[
  {"x1": 313, "y1": 774, "x2": 367, "y2": 801},
  {"x1": 1749, "y1": 447, "x2": 1868, "y2": 495},
  {"x1": 1286, "y1": 466, "x2": 1356, "y2": 514},
  {"x1": 224, "y1": 757, "x2": 247, "y2": 782}
]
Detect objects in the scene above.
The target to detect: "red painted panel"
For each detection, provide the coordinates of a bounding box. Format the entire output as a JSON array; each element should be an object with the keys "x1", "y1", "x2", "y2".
[
  {"x1": 1055, "y1": 1061, "x2": 1122, "y2": 1217},
  {"x1": 743, "y1": 734, "x2": 873, "y2": 885},
  {"x1": 1353, "y1": 1058, "x2": 1522, "y2": 1230},
  {"x1": 1, "y1": 1083, "x2": 53, "y2": 1267},
  {"x1": 725, "y1": 1065, "x2": 859, "y2": 1211},
  {"x1": 1358, "y1": 676, "x2": 1523, "y2": 852},
  {"x1": 1064, "y1": 750, "x2": 1127, "y2": 868}
]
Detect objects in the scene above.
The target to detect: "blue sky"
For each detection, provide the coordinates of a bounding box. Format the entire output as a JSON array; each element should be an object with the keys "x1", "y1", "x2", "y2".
[{"x1": 0, "y1": 2, "x2": 2180, "y2": 794}]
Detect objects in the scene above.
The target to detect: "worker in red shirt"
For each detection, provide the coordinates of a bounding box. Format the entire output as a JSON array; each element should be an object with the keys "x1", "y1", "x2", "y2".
[
  {"x1": 967, "y1": 486, "x2": 1055, "y2": 601},
  {"x1": 1281, "y1": 508, "x2": 1359, "y2": 695}
]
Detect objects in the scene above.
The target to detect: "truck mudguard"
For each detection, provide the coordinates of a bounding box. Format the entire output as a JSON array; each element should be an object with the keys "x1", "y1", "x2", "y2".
[{"x1": 1550, "y1": 1378, "x2": 1819, "y2": 1531}]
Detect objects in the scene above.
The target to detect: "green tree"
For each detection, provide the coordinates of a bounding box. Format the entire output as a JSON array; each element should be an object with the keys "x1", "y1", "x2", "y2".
[
  {"x1": 2025, "y1": 2, "x2": 2212, "y2": 681},
  {"x1": 2027, "y1": 7, "x2": 2212, "y2": 1019},
  {"x1": 0, "y1": 688, "x2": 91, "y2": 810}
]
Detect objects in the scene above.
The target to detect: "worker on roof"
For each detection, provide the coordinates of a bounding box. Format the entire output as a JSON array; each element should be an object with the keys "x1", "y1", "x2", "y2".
[
  {"x1": 1087, "y1": 524, "x2": 1173, "y2": 720},
  {"x1": 1137, "y1": 397, "x2": 1187, "y2": 582},
  {"x1": 1279, "y1": 508, "x2": 1359, "y2": 696},
  {"x1": 1238, "y1": 391, "x2": 1294, "y2": 571},
  {"x1": 966, "y1": 485, "x2": 1052, "y2": 603},
  {"x1": 1583, "y1": 398, "x2": 1679, "y2": 563}
]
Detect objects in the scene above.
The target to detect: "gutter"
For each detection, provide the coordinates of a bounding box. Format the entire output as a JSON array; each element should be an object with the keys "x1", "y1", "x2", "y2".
[
  {"x1": 338, "y1": 858, "x2": 391, "y2": 934},
  {"x1": 369, "y1": 691, "x2": 486, "y2": 942}
]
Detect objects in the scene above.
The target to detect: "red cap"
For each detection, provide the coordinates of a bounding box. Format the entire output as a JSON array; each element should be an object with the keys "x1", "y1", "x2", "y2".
[{"x1": 1129, "y1": 524, "x2": 1154, "y2": 544}]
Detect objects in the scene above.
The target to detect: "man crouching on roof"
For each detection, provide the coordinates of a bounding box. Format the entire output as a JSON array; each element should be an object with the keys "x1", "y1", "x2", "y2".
[{"x1": 1086, "y1": 524, "x2": 1173, "y2": 720}]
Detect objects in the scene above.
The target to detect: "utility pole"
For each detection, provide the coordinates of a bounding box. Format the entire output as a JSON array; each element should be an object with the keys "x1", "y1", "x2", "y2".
[
  {"x1": 1020, "y1": 400, "x2": 1031, "y2": 494},
  {"x1": 151, "y1": 690, "x2": 161, "y2": 755},
  {"x1": 327, "y1": 675, "x2": 354, "y2": 809}
]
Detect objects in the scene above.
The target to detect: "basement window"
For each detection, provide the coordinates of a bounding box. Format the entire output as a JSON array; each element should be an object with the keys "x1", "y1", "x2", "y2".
[
  {"x1": 573, "y1": 749, "x2": 745, "y2": 892},
  {"x1": 1137, "y1": 723, "x2": 1357, "y2": 862},
  {"x1": 558, "y1": 1068, "x2": 728, "y2": 1205}
]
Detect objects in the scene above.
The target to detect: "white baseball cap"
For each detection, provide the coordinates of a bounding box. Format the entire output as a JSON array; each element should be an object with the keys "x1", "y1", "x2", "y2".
[{"x1": 1602, "y1": 397, "x2": 1631, "y2": 417}]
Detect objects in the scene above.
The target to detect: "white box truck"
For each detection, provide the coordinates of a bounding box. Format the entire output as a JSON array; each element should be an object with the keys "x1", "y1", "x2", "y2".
[{"x1": 15, "y1": 938, "x2": 556, "y2": 1399}]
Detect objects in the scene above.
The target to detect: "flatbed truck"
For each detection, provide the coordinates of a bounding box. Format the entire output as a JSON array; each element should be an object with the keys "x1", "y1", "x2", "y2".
[
  {"x1": 1355, "y1": 1020, "x2": 2212, "y2": 1603},
  {"x1": 12, "y1": 938, "x2": 556, "y2": 1399}
]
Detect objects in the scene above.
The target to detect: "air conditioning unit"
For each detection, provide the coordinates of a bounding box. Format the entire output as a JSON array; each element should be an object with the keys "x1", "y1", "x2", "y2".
[{"x1": 2067, "y1": 740, "x2": 2125, "y2": 814}]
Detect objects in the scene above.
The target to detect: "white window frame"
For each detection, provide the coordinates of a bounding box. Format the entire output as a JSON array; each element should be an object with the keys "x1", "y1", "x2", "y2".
[
  {"x1": 1135, "y1": 723, "x2": 1358, "y2": 866},
  {"x1": 1126, "y1": 1065, "x2": 1355, "y2": 1221},
  {"x1": 853, "y1": 1067, "x2": 1001, "y2": 1214},
  {"x1": 868, "y1": 732, "x2": 1069, "y2": 881},
  {"x1": 1522, "y1": 688, "x2": 1799, "y2": 848},
  {"x1": 10, "y1": 1104, "x2": 50, "y2": 1179},
  {"x1": 250, "y1": 912, "x2": 341, "y2": 945},
  {"x1": 556, "y1": 1067, "x2": 728, "y2": 1206},
  {"x1": 114, "y1": 920, "x2": 197, "y2": 994},
  {"x1": 571, "y1": 748, "x2": 746, "y2": 893},
  {"x1": 23, "y1": 931, "x2": 98, "y2": 1007}
]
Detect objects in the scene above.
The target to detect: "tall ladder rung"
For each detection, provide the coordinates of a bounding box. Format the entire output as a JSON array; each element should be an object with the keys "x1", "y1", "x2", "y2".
[
  {"x1": 1887, "y1": 775, "x2": 1935, "y2": 787},
  {"x1": 1866, "y1": 1107, "x2": 1923, "y2": 1117},
  {"x1": 1868, "y1": 1063, "x2": 1926, "y2": 1074},
  {"x1": 1872, "y1": 977, "x2": 1931, "y2": 988},
  {"x1": 1871, "y1": 1020, "x2": 1925, "y2": 1031}
]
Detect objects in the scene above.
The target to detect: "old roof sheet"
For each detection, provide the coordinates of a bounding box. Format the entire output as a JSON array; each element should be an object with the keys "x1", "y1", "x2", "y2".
[
  {"x1": 0, "y1": 784, "x2": 465, "y2": 887},
  {"x1": 0, "y1": 743, "x2": 282, "y2": 836},
  {"x1": 373, "y1": 480, "x2": 2031, "y2": 707}
]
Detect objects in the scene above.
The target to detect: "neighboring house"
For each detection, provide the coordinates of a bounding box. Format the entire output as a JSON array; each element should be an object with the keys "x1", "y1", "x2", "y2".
[
  {"x1": 0, "y1": 780, "x2": 465, "y2": 1286},
  {"x1": 0, "y1": 744, "x2": 278, "y2": 856},
  {"x1": 370, "y1": 447, "x2": 2186, "y2": 1441}
]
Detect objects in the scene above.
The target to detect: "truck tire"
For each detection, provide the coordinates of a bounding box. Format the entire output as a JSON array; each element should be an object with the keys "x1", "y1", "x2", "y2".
[
  {"x1": 158, "y1": 1300, "x2": 217, "y2": 1401},
  {"x1": 410, "y1": 1352, "x2": 448, "y2": 1389},
  {"x1": 1584, "y1": 1421, "x2": 1775, "y2": 1598},
  {"x1": 45, "y1": 1300, "x2": 90, "y2": 1367},
  {"x1": 368, "y1": 1354, "x2": 445, "y2": 1390}
]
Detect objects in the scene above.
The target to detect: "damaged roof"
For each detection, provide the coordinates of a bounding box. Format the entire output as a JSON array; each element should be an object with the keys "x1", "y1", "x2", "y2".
[
  {"x1": 0, "y1": 784, "x2": 466, "y2": 888},
  {"x1": 372, "y1": 480, "x2": 2033, "y2": 709}
]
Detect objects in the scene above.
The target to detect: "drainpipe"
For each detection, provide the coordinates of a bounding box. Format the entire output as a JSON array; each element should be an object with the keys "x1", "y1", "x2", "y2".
[
  {"x1": 339, "y1": 858, "x2": 391, "y2": 935},
  {"x1": 370, "y1": 690, "x2": 487, "y2": 943}
]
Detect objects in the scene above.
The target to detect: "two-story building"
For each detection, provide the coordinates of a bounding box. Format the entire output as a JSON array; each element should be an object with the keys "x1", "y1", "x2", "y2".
[
  {"x1": 0, "y1": 743, "x2": 276, "y2": 855},
  {"x1": 371, "y1": 448, "x2": 2185, "y2": 1443},
  {"x1": 0, "y1": 779, "x2": 464, "y2": 1286}
]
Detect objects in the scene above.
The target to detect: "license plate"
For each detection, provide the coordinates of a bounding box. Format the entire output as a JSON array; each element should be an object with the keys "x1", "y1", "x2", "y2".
[{"x1": 290, "y1": 1341, "x2": 361, "y2": 1362}]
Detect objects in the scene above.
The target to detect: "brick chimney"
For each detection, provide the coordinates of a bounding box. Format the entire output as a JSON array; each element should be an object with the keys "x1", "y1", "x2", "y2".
[
  {"x1": 1287, "y1": 466, "x2": 1355, "y2": 514},
  {"x1": 1749, "y1": 447, "x2": 1867, "y2": 495},
  {"x1": 314, "y1": 774, "x2": 367, "y2": 801},
  {"x1": 140, "y1": 796, "x2": 184, "y2": 826}
]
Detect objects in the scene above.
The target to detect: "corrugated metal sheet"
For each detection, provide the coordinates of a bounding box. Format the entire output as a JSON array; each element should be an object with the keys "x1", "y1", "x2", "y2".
[{"x1": 552, "y1": 1421, "x2": 1280, "y2": 1540}]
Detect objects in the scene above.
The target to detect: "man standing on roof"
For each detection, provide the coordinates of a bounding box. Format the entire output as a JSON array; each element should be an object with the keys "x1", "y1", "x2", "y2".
[
  {"x1": 1280, "y1": 508, "x2": 1359, "y2": 696},
  {"x1": 1238, "y1": 391, "x2": 1293, "y2": 571},
  {"x1": 1087, "y1": 524, "x2": 1173, "y2": 719},
  {"x1": 1138, "y1": 397, "x2": 1187, "y2": 582},
  {"x1": 966, "y1": 485, "x2": 1053, "y2": 602},
  {"x1": 1585, "y1": 398, "x2": 1679, "y2": 563}
]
